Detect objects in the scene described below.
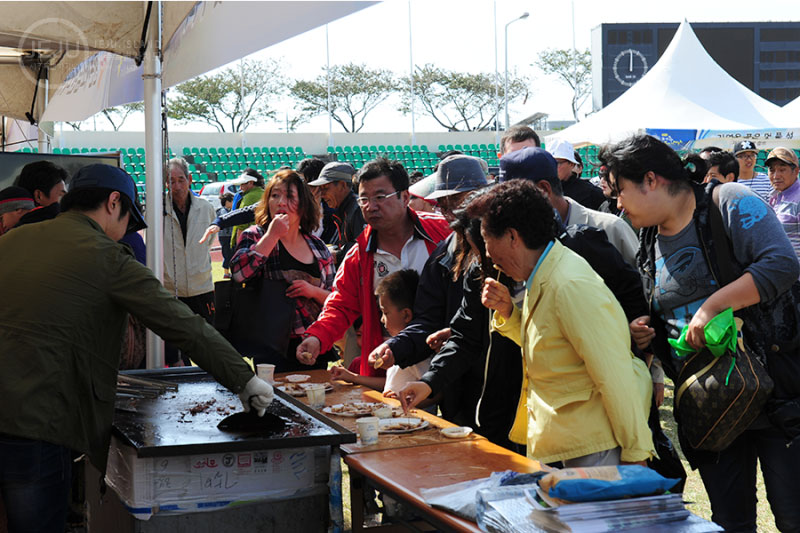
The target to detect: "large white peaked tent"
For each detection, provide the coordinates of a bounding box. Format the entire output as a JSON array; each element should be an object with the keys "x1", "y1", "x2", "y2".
[
  {"x1": 783, "y1": 95, "x2": 800, "y2": 123},
  {"x1": 548, "y1": 20, "x2": 786, "y2": 147}
]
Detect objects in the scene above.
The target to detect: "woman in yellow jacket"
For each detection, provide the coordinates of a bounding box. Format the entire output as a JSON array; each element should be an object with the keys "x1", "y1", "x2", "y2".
[{"x1": 472, "y1": 179, "x2": 654, "y2": 467}]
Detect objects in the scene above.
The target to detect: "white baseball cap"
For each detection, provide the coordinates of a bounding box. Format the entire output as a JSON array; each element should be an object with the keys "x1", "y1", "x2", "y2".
[{"x1": 546, "y1": 139, "x2": 577, "y2": 164}]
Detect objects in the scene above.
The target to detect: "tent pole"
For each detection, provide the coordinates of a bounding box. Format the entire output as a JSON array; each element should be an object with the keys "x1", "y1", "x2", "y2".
[
  {"x1": 144, "y1": 0, "x2": 165, "y2": 369},
  {"x1": 37, "y1": 73, "x2": 51, "y2": 153}
]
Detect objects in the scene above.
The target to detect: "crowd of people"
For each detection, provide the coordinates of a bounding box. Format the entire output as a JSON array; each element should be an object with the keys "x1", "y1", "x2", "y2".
[{"x1": 1, "y1": 128, "x2": 800, "y2": 531}]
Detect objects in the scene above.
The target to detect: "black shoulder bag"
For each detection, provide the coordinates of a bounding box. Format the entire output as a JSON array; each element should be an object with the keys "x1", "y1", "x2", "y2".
[{"x1": 214, "y1": 278, "x2": 295, "y2": 363}]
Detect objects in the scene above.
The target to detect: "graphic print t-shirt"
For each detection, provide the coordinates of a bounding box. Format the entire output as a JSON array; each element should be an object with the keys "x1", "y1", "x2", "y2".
[{"x1": 652, "y1": 184, "x2": 776, "y2": 364}]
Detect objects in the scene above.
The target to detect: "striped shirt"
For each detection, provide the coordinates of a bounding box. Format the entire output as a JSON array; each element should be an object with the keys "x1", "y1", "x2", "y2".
[
  {"x1": 769, "y1": 179, "x2": 800, "y2": 263},
  {"x1": 738, "y1": 172, "x2": 772, "y2": 201}
]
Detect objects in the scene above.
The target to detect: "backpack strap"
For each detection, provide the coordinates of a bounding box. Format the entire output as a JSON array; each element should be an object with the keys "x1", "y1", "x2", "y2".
[{"x1": 705, "y1": 183, "x2": 739, "y2": 287}]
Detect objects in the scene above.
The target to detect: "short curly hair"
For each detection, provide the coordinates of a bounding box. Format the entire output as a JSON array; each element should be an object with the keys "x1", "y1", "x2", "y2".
[{"x1": 467, "y1": 179, "x2": 557, "y2": 251}]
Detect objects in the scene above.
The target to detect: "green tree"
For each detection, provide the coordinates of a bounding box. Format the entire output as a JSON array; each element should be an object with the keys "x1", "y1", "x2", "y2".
[
  {"x1": 168, "y1": 59, "x2": 284, "y2": 132},
  {"x1": 536, "y1": 49, "x2": 592, "y2": 122},
  {"x1": 399, "y1": 64, "x2": 529, "y2": 132},
  {"x1": 290, "y1": 63, "x2": 396, "y2": 133},
  {"x1": 102, "y1": 102, "x2": 143, "y2": 131}
]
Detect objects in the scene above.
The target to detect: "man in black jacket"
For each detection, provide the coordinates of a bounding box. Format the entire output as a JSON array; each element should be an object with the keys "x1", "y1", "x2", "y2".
[
  {"x1": 309, "y1": 162, "x2": 365, "y2": 264},
  {"x1": 546, "y1": 138, "x2": 605, "y2": 211},
  {"x1": 368, "y1": 155, "x2": 488, "y2": 428}
]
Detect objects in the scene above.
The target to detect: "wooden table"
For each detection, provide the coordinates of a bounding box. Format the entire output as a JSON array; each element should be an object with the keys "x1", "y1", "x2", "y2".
[
  {"x1": 275, "y1": 369, "x2": 484, "y2": 454},
  {"x1": 345, "y1": 439, "x2": 544, "y2": 533},
  {"x1": 276, "y1": 369, "x2": 537, "y2": 533}
]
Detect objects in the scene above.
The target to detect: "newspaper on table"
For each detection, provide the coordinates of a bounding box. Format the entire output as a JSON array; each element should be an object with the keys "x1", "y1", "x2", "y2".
[{"x1": 475, "y1": 485, "x2": 723, "y2": 533}]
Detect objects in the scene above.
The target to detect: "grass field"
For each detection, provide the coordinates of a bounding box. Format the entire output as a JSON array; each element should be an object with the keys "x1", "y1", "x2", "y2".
[{"x1": 211, "y1": 257, "x2": 778, "y2": 531}]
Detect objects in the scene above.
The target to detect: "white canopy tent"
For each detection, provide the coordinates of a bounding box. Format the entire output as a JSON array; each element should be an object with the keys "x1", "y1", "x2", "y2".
[
  {"x1": 0, "y1": 1, "x2": 378, "y2": 367},
  {"x1": 783, "y1": 94, "x2": 800, "y2": 122},
  {"x1": 547, "y1": 20, "x2": 786, "y2": 147}
]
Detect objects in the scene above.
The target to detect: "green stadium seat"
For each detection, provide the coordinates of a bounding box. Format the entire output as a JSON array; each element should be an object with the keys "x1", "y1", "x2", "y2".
[
  {"x1": 327, "y1": 146, "x2": 335, "y2": 153},
  {"x1": 136, "y1": 148, "x2": 145, "y2": 155},
  {"x1": 334, "y1": 146, "x2": 343, "y2": 153}
]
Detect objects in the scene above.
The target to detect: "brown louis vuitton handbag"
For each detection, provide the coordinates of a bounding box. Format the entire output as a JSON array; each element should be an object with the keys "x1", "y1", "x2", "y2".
[{"x1": 674, "y1": 324, "x2": 773, "y2": 452}]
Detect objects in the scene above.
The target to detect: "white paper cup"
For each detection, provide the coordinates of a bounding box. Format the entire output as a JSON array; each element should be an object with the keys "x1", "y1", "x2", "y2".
[
  {"x1": 356, "y1": 416, "x2": 380, "y2": 446},
  {"x1": 305, "y1": 383, "x2": 326, "y2": 409},
  {"x1": 256, "y1": 364, "x2": 276, "y2": 384}
]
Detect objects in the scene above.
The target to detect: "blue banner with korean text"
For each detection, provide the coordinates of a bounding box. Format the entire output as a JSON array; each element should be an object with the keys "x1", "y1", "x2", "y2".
[{"x1": 646, "y1": 129, "x2": 698, "y2": 152}]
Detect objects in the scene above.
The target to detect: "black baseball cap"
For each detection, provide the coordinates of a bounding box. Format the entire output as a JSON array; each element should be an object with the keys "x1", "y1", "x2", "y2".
[{"x1": 70, "y1": 164, "x2": 146, "y2": 231}]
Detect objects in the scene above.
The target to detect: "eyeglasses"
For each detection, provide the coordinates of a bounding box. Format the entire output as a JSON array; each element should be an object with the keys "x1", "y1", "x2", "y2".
[
  {"x1": 356, "y1": 190, "x2": 402, "y2": 207},
  {"x1": 736, "y1": 153, "x2": 757, "y2": 160}
]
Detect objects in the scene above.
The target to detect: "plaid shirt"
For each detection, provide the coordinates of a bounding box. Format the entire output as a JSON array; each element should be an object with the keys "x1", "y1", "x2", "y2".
[{"x1": 231, "y1": 225, "x2": 336, "y2": 337}]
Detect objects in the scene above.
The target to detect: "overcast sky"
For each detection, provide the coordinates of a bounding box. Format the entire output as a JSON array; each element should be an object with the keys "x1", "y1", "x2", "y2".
[{"x1": 109, "y1": 0, "x2": 800, "y2": 134}]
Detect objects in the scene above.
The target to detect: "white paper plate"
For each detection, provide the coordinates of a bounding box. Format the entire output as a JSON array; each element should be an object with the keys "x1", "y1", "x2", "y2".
[
  {"x1": 322, "y1": 402, "x2": 383, "y2": 417},
  {"x1": 286, "y1": 374, "x2": 310, "y2": 383},
  {"x1": 441, "y1": 426, "x2": 473, "y2": 439},
  {"x1": 277, "y1": 382, "x2": 333, "y2": 397},
  {"x1": 378, "y1": 417, "x2": 429, "y2": 434}
]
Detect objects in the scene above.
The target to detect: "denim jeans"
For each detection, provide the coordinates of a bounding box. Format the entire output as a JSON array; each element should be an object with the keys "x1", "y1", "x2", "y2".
[
  {"x1": 219, "y1": 234, "x2": 234, "y2": 270},
  {"x1": 0, "y1": 434, "x2": 72, "y2": 533},
  {"x1": 697, "y1": 426, "x2": 800, "y2": 533}
]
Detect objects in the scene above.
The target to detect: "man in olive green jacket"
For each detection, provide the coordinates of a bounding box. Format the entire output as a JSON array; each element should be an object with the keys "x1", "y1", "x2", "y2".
[{"x1": 0, "y1": 164, "x2": 272, "y2": 532}]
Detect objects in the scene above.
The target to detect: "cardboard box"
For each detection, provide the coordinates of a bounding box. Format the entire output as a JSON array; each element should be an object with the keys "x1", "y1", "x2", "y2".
[{"x1": 106, "y1": 436, "x2": 330, "y2": 520}]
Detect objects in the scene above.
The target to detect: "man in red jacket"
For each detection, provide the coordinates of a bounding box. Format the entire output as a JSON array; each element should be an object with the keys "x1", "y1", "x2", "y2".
[{"x1": 296, "y1": 158, "x2": 451, "y2": 377}]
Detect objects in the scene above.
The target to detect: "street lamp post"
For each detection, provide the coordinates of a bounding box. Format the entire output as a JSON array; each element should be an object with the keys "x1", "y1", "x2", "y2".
[{"x1": 504, "y1": 12, "x2": 529, "y2": 130}]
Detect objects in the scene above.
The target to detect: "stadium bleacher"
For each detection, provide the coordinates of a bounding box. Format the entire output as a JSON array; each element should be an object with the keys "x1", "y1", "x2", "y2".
[{"x1": 22, "y1": 144, "x2": 794, "y2": 202}]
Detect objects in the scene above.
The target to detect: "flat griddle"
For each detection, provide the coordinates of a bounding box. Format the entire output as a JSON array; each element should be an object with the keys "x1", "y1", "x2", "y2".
[{"x1": 113, "y1": 367, "x2": 355, "y2": 457}]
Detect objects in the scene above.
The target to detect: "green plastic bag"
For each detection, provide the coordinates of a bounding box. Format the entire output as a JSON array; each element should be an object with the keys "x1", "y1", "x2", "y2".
[{"x1": 668, "y1": 308, "x2": 738, "y2": 385}]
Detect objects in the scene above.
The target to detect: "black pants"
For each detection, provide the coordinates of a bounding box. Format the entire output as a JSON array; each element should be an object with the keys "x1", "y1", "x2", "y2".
[
  {"x1": 0, "y1": 434, "x2": 72, "y2": 533},
  {"x1": 697, "y1": 425, "x2": 800, "y2": 532},
  {"x1": 165, "y1": 291, "x2": 215, "y2": 366}
]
